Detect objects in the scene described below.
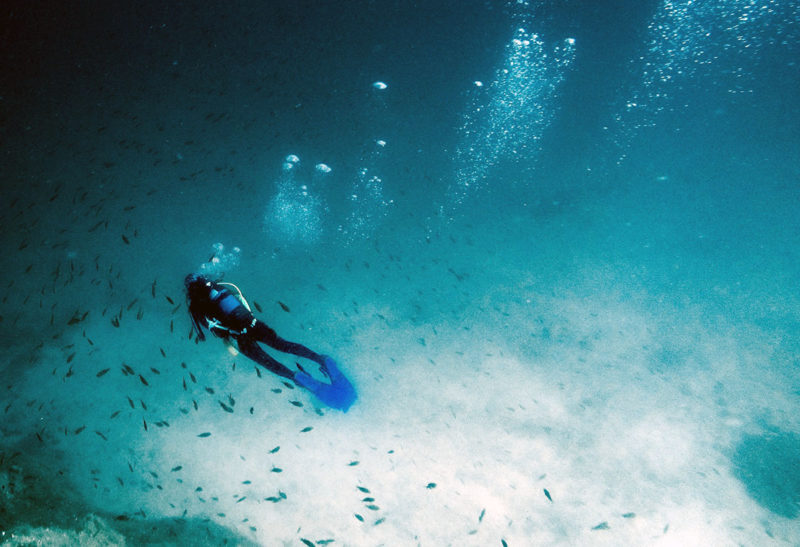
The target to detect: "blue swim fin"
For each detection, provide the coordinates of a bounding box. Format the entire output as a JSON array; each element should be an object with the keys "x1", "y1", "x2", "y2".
[{"x1": 294, "y1": 356, "x2": 356, "y2": 412}]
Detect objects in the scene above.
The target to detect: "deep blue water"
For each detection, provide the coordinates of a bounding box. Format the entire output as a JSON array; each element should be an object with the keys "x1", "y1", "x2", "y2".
[{"x1": 1, "y1": 1, "x2": 799, "y2": 544}]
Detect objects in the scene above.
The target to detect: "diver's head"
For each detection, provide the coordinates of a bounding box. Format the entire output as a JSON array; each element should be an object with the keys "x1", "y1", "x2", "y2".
[{"x1": 184, "y1": 273, "x2": 211, "y2": 293}]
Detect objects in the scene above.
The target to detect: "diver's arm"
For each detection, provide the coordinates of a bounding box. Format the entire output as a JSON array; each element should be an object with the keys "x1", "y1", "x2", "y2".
[{"x1": 188, "y1": 305, "x2": 206, "y2": 341}]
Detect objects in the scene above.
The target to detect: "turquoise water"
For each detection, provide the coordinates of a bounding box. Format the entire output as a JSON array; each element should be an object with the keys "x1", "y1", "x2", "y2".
[{"x1": 1, "y1": 1, "x2": 798, "y2": 545}]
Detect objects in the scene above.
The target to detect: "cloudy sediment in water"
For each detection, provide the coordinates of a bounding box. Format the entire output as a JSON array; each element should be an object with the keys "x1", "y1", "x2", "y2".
[{"x1": 1, "y1": 1, "x2": 799, "y2": 545}]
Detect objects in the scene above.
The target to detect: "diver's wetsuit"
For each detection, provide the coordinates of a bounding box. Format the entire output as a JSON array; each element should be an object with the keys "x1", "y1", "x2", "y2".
[{"x1": 185, "y1": 276, "x2": 324, "y2": 380}]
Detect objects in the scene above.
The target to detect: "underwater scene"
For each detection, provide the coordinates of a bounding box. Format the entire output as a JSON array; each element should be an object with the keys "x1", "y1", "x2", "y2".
[{"x1": 1, "y1": 0, "x2": 799, "y2": 545}]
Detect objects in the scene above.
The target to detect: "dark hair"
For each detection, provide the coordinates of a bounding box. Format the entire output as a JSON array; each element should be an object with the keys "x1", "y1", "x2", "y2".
[{"x1": 184, "y1": 273, "x2": 213, "y2": 301}]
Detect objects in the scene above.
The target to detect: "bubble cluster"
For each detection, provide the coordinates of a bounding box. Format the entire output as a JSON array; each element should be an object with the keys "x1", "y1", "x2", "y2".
[
  {"x1": 340, "y1": 139, "x2": 392, "y2": 243},
  {"x1": 611, "y1": 0, "x2": 799, "y2": 159},
  {"x1": 199, "y1": 242, "x2": 241, "y2": 276},
  {"x1": 451, "y1": 9, "x2": 576, "y2": 205},
  {"x1": 263, "y1": 82, "x2": 393, "y2": 247},
  {"x1": 264, "y1": 154, "x2": 328, "y2": 245}
]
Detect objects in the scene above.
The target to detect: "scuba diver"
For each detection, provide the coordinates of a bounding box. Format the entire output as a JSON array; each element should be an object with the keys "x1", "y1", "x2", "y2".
[{"x1": 184, "y1": 273, "x2": 356, "y2": 411}]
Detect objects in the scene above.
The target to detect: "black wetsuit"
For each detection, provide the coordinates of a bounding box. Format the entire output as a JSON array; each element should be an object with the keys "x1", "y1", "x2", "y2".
[{"x1": 186, "y1": 278, "x2": 324, "y2": 379}]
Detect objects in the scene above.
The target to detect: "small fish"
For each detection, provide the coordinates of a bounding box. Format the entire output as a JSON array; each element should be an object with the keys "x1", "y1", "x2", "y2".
[
  {"x1": 151, "y1": 279, "x2": 157, "y2": 298},
  {"x1": 591, "y1": 522, "x2": 610, "y2": 531},
  {"x1": 110, "y1": 410, "x2": 120, "y2": 419},
  {"x1": 357, "y1": 486, "x2": 370, "y2": 493},
  {"x1": 290, "y1": 400, "x2": 303, "y2": 407},
  {"x1": 300, "y1": 426, "x2": 313, "y2": 433},
  {"x1": 74, "y1": 425, "x2": 86, "y2": 435},
  {"x1": 66, "y1": 352, "x2": 76, "y2": 363},
  {"x1": 479, "y1": 508, "x2": 485, "y2": 522},
  {"x1": 255, "y1": 367, "x2": 262, "y2": 378},
  {"x1": 122, "y1": 234, "x2": 130, "y2": 244},
  {"x1": 142, "y1": 418, "x2": 148, "y2": 431},
  {"x1": 622, "y1": 512, "x2": 636, "y2": 519},
  {"x1": 366, "y1": 504, "x2": 379, "y2": 511},
  {"x1": 219, "y1": 401, "x2": 233, "y2": 413},
  {"x1": 159, "y1": 347, "x2": 166, "y2": 357},
  {"x1": 269, "y1": 446, "x2": 280, "y2": 454},
  {"x1": 354, "y1": 514, "x2": 364, "y2": 522},
  {"x1": 271, "y1": 467, "x2": 282, "y2": 473},
  {"x1": 544, "y1": 488, "x2": 552, "y2": 502},
  {"x1": 300, "y1": 539, "x2": 315, "y2": 547},
  {"x1": 150, "y1": 367, "x2": 160, "y2": 374},
  {"x1": 278, "y1": 301, "x2": 290, "y2": 312},
  {"x1": 205, "y1": 387, "x2": 215, "y2": 394},
  {"x1": 95, "y1": 431, "x2": 108, "y2": 441},
  {"x1": 171, "y1": 466, "x2": 183, "y2": 472},
  {"x1": 126, "y1": 396, "x2": 135, "y2": 408},
  {"x1": 349, "y1": 461, "x2": 360, "y2": 466},
  {"x1": 253, "y1": 301, "x2": 263, "y2": 312},
  {"x1": 165, "y1": 295, "x2": 175, "y2": 305},
  {"x1": 139, "y1": 374, "x2": 149, "y2": 386},
  {"x1": 197, "y1": 432, "x2": 211, "y2": 438},
  {"x1": 96, "y1": 368, "x2": 110, "y2": 377},
  {"x1": 426, "y1": 483, "x2": 437, "y2": 489}
]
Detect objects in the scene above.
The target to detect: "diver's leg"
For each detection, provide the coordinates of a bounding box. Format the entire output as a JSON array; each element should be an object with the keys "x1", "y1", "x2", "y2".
[
  {"x1": 236, "y1": 334, "x2": 294, "y2": 379},
  {"x1": 251, "y1": 321, "x2": 325, "y2": 365}
]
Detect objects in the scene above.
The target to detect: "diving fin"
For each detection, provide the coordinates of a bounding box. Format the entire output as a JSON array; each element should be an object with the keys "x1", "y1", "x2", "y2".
[{"x1": 294, "y1": 356, "x2": 356, "y2": 412}]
